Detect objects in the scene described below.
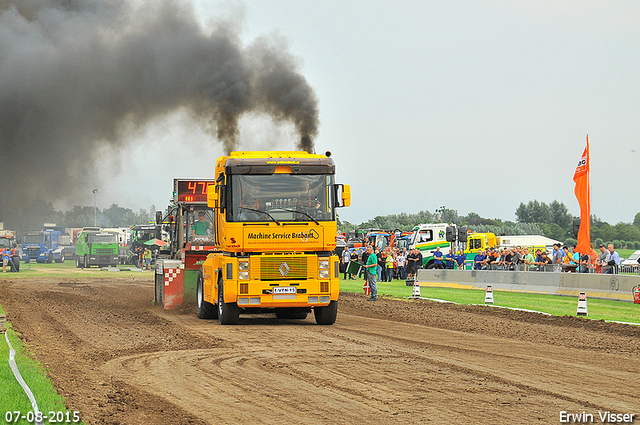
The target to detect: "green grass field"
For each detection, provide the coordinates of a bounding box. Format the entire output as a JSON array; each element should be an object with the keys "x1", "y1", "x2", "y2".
[
  {"x1": 339, "y1": 276, "x2": 640, "y2": 324},
  {"x1": 0, "y1": 259, "x2": 147, "y2": 280},
  {"x1": 618, "y1": 248, "x2": 636, "y2": 258},
  {"x1": 0, "y1": 305, "x2": 83, "y2": 423}
]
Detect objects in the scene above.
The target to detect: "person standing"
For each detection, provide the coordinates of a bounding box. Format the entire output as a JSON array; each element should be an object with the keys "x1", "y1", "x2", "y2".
[
  {"x1": 385, "y1": 250, "x2": 395, "y2": 282},
  {"x1": 433, "y1": 247, "x2": 444, "y2": 269},
  {"x1": 444, "y1": 249, "x2": 455, "y2": 269},
  {"x1": 510, "y1": 248, "x2": 522, "y2": 271},
  {"x1": 143, "y1": 248, "x2": 152, "y2": 271},
  {"x1": 522, "y1": 248, "x2": 535, "y2": 270},
  {"x1": 473, "y1": 250, "x2": 486, "y2": 270},
  {"x1": 363, "y1": 246, "x2": 378, "y2": 301},
  {"x1": 596, "y1": 244, "x2": 609, "y2": 273},
  {"x1": 2, "y1": 247, "x2": 11, "y2": 273},
  {"x1": 456, "y1": 249, "x2": 466, "y2": 270},
  {"x1": 605, "y1": 244, "x2": 620, "y2": 274},
  {"x1": 406, "y1": 249, "x2": 417, "y2": 279},
  {"x1": 350, "y1": 249, "x2": 359, "y2": 279},
  {"x1": 552, "y1": 243, "x2": 564, "y2": 265},
  {"x1": 341, "y1": 248, "x2": 351, "y2": 280},
  {"x1": 395, "y1": 250, "x2": 406, "y2": 280}
]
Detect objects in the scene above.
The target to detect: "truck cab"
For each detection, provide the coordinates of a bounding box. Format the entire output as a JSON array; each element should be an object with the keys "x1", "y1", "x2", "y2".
[
  {"x1": 466, "y1": 233, "x2": 497, "y2": 254},
  {"x1": 21, "y1": 230, "x2": 64, "y2": 263},
  {"x1": 75, "y1": 231, "x2": 119, "y2": 268},
  {"x1": 198, "y1": 151, "x2": 350, "y2": 325}
]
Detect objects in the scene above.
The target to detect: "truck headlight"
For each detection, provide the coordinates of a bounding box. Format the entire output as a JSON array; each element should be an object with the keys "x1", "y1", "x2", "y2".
[
  {"x1": 319, "y1": 270, "x2": 330, "y2": 279},
  {"x1": 238, "y1": 261, "x2": 249, "y2": 280},
  {"x1": 318, "y1": 260, "x2": 329, "y2": 269}
]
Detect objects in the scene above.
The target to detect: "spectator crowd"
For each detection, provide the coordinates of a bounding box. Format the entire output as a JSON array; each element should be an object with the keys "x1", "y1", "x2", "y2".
[{"x1": 340, "y1": 242, "x2": 626, "y2": 282}]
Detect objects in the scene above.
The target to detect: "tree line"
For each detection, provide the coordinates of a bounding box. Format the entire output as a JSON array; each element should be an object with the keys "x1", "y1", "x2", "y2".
[
  {"x1": 0, "y1": 201, "x2": 156, "y2": 235},
  {"x1": 339, "y1": 200, "x2": 640, "y2": 250}
]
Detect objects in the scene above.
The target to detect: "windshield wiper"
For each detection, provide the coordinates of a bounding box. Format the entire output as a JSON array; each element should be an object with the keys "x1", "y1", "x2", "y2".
[
  {"x1": 238, "y1": 206, "x2": 280, "y2": 225},
  {"x1": 281, "y1": 209, "x2": 320, "y2": 225}
]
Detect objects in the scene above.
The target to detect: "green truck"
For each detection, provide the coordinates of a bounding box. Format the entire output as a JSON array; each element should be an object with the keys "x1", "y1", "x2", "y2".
[{"x1": 75, "y1": 230, "x2": 119, "y2": 268}]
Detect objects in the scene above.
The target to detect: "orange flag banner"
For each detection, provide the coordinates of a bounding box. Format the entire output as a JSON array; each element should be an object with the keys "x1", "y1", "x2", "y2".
[{"x1": 573, "y1": 136, "x2": 590, "y2": 254}]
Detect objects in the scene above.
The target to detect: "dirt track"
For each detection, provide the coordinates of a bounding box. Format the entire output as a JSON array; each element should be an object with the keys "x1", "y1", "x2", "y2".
[{"x1": 1, "y1": 274, "x2": 639, "y2": 424}]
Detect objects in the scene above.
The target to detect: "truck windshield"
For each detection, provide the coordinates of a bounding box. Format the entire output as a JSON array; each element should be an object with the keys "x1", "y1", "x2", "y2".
[
  {"x1": 23, "y1": 234, "x2": 44, "y2": 244},
  {"x1": 89, "y1": 234, "x2": 118, "y2": 244},
  {"x1": 0, "y1": 239, "x2": 13, "y2": 249},
  {"x1": 229, "y1": 174, "x2": 335, "y2": 222}
]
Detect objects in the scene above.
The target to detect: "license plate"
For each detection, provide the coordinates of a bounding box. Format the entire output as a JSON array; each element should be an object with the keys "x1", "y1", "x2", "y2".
[{"x1": 273, "y1": 287, "x2": 296, "y2": 294}]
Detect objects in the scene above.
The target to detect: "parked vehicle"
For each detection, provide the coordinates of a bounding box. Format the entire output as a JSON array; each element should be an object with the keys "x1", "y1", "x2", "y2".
[
  {"x1": 0, "y1": 229, "x2": 20, "y2": 272},
  {"x1": 20, "y1": 228, "x2": 65, "y2": 263},
  {"x1": 621, "y1": 250, "x2": 640, "y2": 266},
  {"x1": 75, "y1": 230, "x2": 119, "y2": 268}
]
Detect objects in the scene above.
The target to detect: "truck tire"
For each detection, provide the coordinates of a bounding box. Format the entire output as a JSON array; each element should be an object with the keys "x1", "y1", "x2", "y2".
[
  {"x1": 76, "y1": 256, "x2": 82, "y2": 268},
  {"x1": 196, "y1": 271, "x2": 217, "y2": 319},
  {"x1": 10, "y1": 256, "x2": 19, "y2": 272},
  {"x1": 314, "y1": 300, "x2": 338, "y2": 325},
  {"x1": 55, "y1": 253, "x2": 65, "y2": 263},
  {"x1": 275, "y1": 308, "x2": 309, "y2": 320},
  {"x1": 154, "y1": 272, "x2": 164, "y2": 306},
  {"x1": 47, "y1": 252, "x2": 53, "y2": 263},
  {"x1": 217, "y1": 277, "x2": 239, "y2": 325},
  {"x1": 83, "y1": 255, "x2": 89, "y2": 268}
]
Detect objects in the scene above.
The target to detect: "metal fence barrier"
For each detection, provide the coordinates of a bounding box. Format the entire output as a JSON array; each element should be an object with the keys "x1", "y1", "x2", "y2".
[{"x1": 462, "y1": 261, "x2": 639, "y2": 275}]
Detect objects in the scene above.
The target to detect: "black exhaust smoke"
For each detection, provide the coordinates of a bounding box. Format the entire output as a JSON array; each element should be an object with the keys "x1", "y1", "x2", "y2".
[{"x1": 0, "y1": 0, "x2": 319, "y2": 220}]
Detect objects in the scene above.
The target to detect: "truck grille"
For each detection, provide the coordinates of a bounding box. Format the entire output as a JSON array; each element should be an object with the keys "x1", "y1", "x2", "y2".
[
  {"x1": 259, "y1": 256, "x2": 308, "y2": 280},
  {"x1": 95, "y1": 248, "x2": 116, "y2": 255}
]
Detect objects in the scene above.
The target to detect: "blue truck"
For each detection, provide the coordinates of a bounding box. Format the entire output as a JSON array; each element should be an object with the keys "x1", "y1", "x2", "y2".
[{"x1": 21, "y1": 225, "x2": 69, "y2": 263}]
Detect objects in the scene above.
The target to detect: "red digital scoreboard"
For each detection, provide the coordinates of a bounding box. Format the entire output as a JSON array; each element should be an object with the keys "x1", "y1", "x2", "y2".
[{"x1": 173, "y1": 179, "x2": 214, "y2": 204}]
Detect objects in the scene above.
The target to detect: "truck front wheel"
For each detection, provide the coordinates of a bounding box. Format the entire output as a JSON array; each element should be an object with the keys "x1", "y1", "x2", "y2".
[
  {"x1": 76, "y1": 256, "x2": 82, "y2": 268},
  {"x1": 196, "y1": 271, "x2": 217, "y2": 319},
  {"x1": 83, "y1": 255, "x2": 89, "y2": 268},
  {"x1": 314, "y1": 301, "x2": 338, "y2": 325},
  {"x1": 55, "y1": 253, "x2": 64, "y2": 263},
  {"x1": 47, "y1": 252, "x2": 53, "y2": 263},
  {"x1": 217, "y1": 278, "x2": 239, "y2": 325}
]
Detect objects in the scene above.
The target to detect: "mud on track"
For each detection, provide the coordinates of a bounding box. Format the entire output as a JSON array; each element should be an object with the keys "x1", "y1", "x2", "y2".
[{"x1": 1, "y1": 275, "x2": 639, "y2": 424}]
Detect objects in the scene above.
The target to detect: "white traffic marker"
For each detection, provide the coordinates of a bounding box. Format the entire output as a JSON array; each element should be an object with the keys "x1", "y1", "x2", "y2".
[
  {"x1": 576, "y1": 292, "x2": 588, "y2": 316},
  {"x1": 484, "y1": 285, "x2": 494, "y2": 304},
  {"x1": 412, "y1": 280, "x2": 421, "y2": 298}
]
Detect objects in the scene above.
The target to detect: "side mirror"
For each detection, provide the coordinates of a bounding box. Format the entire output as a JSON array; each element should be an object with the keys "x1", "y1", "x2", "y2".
[
  {"x1": 336, "y1": 184, "x2": 351, "y2": 207},
  {"x1": 207, "y1": 184, "x2": 218, "y2": 208}
]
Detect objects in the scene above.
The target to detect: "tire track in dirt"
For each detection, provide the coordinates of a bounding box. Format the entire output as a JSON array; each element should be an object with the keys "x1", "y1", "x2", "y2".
[
  {"x1": 2, "y1": 277, "x2": 639, "y2": 424},
  {"x1": 103, "y1": 310, "x2": 639, "y2": 424}
]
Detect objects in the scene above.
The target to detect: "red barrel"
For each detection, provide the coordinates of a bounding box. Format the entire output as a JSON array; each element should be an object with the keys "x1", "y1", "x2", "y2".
[{"x1": 634, "y1": 286, "x2": 640, "y2": 304}]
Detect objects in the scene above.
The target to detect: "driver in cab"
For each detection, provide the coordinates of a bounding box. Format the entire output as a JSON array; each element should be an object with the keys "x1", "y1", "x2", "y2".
[{"x1": 296, "y1": 181, "x2": 321, "y2": 211}]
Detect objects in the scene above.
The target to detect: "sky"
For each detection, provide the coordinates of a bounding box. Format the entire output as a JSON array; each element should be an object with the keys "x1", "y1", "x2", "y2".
[{"x1": 4, "y1": 0, "x2": 640, "y2": 226}]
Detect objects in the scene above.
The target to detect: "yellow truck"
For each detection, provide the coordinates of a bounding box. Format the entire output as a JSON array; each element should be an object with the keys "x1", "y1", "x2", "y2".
[{"x1": 197, "y1": 151, "x2": 350, "y2": 325}]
